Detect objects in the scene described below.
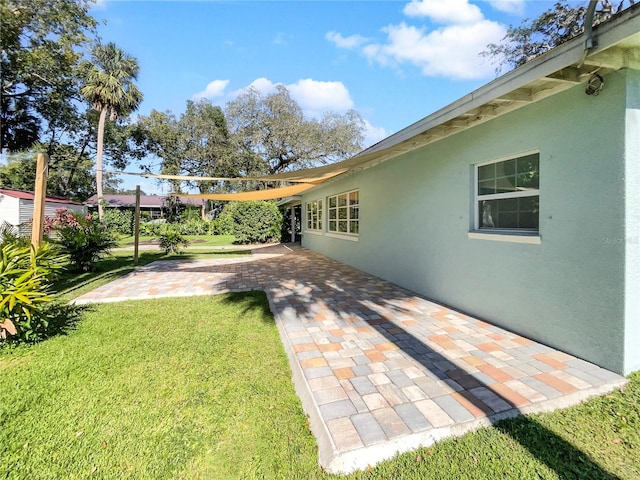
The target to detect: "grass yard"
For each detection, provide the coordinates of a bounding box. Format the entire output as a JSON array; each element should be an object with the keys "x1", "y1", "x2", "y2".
[
  {"x1": 117, "y1": 234, "x2": 236, "y2": 248},
  {"x1": 0, "y1": 293, "x2": 320, "y2": 479},
  {"x1": 1, "y1": 251, "x2": 638, "y2": 479}
]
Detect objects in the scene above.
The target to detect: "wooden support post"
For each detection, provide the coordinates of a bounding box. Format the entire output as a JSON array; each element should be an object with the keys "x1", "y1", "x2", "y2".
[
  {"x1": 31, "y1": 153, "x2": 48, "y2": 249},
  {"x1": 133, "y1": 185, "x2": 141, "y2": 265}
]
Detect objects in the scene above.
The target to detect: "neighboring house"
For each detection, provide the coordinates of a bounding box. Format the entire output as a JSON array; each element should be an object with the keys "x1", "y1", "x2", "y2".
[
  {"x1": 0, "y1": 188, "x2": 87, "y2": 235},
  {"x1": 84, "y1": 194, "x2": 205, "y2": 219},
  {"x1": 297, "y1": 7, "x2": 640, "y2": 375}
]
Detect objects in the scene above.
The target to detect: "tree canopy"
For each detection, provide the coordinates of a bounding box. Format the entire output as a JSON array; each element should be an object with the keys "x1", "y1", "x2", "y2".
[
  {"x1": 225, "y1": 85, "x2": 365, "y2": 174},
  {"x1": 0, "y1": 149, "x2": 122, "y2": 202},
  {"x1": 139, "y1": 99, "x2": 265, "y2": 193},
  {"x1": 0, "y1": 0, "x2": 97, "y2": 151},
  {"x1": 482, "y1": 0, "x2": 633, "y2": 71}
]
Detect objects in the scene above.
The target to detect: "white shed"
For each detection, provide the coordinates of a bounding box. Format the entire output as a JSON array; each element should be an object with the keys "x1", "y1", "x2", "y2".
[{"x1": 0, "y1": 188, "x2": 87, "y2": 235}]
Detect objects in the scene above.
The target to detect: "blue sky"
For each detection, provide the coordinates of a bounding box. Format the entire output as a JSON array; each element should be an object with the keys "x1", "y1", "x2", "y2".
[{"x1": 90, "y1": 0, "x2": 570, "y2": 193}]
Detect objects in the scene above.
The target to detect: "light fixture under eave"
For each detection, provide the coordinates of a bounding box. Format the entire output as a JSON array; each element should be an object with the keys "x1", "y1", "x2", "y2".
[{"x1": 585, "y1": 73, "x2": 605, "y2": 96}]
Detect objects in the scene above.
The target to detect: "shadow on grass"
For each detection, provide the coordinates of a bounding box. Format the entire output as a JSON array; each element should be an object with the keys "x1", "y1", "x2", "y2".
[
  {"x1": 0, "y1": 303, "x2": 93, "y2": 351},
  {"x1": 220, "y1": 291, "x2": 275, "y2": 323},
  {"x1": 494, "y1": 416, "x2": 619, "y2": 479}
]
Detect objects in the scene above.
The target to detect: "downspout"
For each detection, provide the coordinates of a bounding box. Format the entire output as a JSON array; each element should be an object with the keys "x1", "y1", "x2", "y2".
[{"x1": 579, "y1": 0, "x2": 599, "y2": 66}]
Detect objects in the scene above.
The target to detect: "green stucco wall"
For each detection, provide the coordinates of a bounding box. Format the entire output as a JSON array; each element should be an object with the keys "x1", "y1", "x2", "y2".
[{"x1": 302, "y1": 69, "x2": 639, "y2": 375}]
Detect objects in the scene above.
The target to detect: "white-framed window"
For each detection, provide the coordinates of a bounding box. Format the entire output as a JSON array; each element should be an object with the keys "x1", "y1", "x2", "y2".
[
  {"x1": 475, "y1": 153, "x2": 539, "y2": 232},
  {"x1": 305, "y1": 199, "x2": 323, "y2": 231},
  {"x1": 328, "y1": 190, "x2": 359, "y2": 235}
]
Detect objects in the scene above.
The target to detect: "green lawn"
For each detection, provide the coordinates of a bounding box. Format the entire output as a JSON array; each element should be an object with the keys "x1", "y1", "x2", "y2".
[
  {"x1": 1, "y1": 253, "x2": 638, "y2": 479},
  {"x1": 117, "y1": 234, "x2": 236, "y2": 248}
]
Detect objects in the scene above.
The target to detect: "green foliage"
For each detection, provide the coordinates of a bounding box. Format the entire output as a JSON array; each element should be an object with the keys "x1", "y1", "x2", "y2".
[
  {"x1": 139, "y1": 221, "x2": 165, "y2": 236},
  {"x1": 46, "y1": 209, "x2": 116, "y2": 272},
  {"x1": 0, "y1": 0, "x2": 97, "y2": 151},
  {"x1": 226, "y1": 85, "x2": 365, "y2": 174},
  {"x1": 212, "y1": 214, "x2": 234, "y2": 236},
  {"x1": 0, "y1": 222, "x2": 25, "y2": 248},
  {"x1": 103, "y1": 208, "x2": 133, "y2": 235},
  {"x1": 221, "y1": 201, "x2": 282, "y2": 244},
  {"x1": 162, "y1": 196, "x2": 186, "y2": 223},
  {"x1": 158, "y1": 225, "x2": 190, "y2": 254},
  {"x1": 177, "y1": 218, "x2": 208, "y2": 235},
  {"x1": 482, "y1": 0, "x2": 632, "y2": 71},
  {"x1": 138, "y1": 99, "x2": 264, "y2": 194},
  {"x1": 0, "y1": 242, "x2": 75, "y2": 343},
  {"x1": 138, "y1": 217, "x2": 232, "y2": 237}
]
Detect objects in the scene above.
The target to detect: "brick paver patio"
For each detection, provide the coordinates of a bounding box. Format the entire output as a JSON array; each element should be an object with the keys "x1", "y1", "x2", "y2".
[{"x1": 74, "y1": 244, "x2": 627, "y2": 474}]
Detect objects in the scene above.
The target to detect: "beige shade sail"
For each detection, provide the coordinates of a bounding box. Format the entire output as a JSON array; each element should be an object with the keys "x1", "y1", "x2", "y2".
[
  {"x1": 112, "y1": 164, "x2": 349, "y2": 185},
  {"x1": 108, "y1": 140, "x2": 407, "y2": 201},
  {"x1": 175, "y1": 183, "x2": 315, "y2": 201}
]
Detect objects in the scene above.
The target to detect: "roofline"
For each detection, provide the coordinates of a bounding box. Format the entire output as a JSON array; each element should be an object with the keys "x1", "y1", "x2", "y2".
[
  {"x1": 360, "y1": 4, "x2": 640, "y2": 157},
  {"x1": 0, "y1": 188, "x2": 84, "y2": 205}
]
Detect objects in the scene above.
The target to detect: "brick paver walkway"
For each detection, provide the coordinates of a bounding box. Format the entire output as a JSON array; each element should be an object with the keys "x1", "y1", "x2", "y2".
[{"x1": 74, "y1": 245, "x2": 627, "y2": 474}]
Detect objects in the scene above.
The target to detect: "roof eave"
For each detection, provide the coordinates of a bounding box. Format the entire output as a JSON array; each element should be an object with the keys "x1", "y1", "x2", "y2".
[{"x1": 357, "y1": 4, "x2": 640, "y2": 160}]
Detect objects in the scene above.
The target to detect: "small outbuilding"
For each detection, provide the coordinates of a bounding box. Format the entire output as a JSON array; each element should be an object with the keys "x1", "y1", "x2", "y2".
[{"x1": 0, "y1": 188, "x2": 87, "y2": 235}]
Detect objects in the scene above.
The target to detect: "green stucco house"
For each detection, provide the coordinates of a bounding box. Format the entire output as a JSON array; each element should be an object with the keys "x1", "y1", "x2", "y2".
[{"x1": 297, "y1": 6, "x2": 640, "y2": 375}]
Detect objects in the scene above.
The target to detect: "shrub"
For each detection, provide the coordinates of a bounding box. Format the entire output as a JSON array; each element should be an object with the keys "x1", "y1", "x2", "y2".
[
  {"x1": 103, "y1": 208, "x2": 134, "y2": 235},
  {"x1": 0, "y1": 221, "x2": 28, "y2": 248},
  {"x1": 221, "y1": 201, "x2": 283, "y2": 244},
  {"x1": 211, "y1": 214, "x2": 234, "y2": 235},
  {"x1": 0, "y1": 242, "x2": 78, "y2": 343},
  {"x1": 177, "y1": 218, "x2": 210, "y2": 235},
  {"x1": 45, "y1": 209, "x2": 117, "y2": 272},
  {"x1": 158, "y1": 225, "x2": 190, "y2": 254},
  {"x1": 139, "y1": 220, "x2": 165, "y2": 236}
]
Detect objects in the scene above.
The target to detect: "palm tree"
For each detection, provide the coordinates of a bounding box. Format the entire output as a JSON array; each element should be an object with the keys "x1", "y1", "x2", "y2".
[{"x1": 80, "y1": 42, "x2": 143, "y2": 220}]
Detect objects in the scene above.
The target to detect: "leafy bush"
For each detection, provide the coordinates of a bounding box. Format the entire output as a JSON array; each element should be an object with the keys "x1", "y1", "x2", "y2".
[
  {"x1": 139, "y1": 220, "x2": 165, "y2": 236},
  {"x1": 0, "y1": 221, "x2": 28, "y2": 248},
  {"x1": 158, "y1": 225, "x2": 190, "y2": 254},
  {"x1": 221, "y1": 201, "x2": 282, "y2": 244},
  {"x1": 0, "y1": 242, "x2": 79, "y2": 343},
  {"x1": 103, "y1": 208, "x2": 134, "y2": 235},
  {"x1": 211, "y1": 214, "x2": 233, "y2": 235},
  {"x1": 177, "y1": 218, "x2": 210, "y2": 235},
  {"x1": 45, "y1": 208, "x2": 117, "y2": 272}
]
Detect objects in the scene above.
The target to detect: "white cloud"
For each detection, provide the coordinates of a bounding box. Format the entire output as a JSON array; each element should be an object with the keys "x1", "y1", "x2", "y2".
[
  {"x1": 488, "y1": 0, "x2": 525, "y2": 15},
  {"x1": 273, "y1": 32, "x2": 292, "y2": 46},
  {"x1": 403, "y1": 0, "x2": 483, "y2": 24},
  {"x1": 363, "y1": 20, "x2": 505, "y2": 79},
  {"x1": 192, "y1": 79, "x2": 230, "y2": 100},
  {"x1": 287, "y1": 79, "x2": 354, "y2": 118},
  {"x1": 362, "y1": 120, "x2": 388, "y2": 148},
  {"x1": 325, "y1": 31, "x2": 370, "y2": 49},
  {"x1": 328, "y1": 0, "x2": 508, "y2": 81},
  {"x1": 229, "y1": 77, "x2": 277, "y2": 97},
  {"x1": 229, "y1": 78, "x2": 354, "y2": 119}
]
